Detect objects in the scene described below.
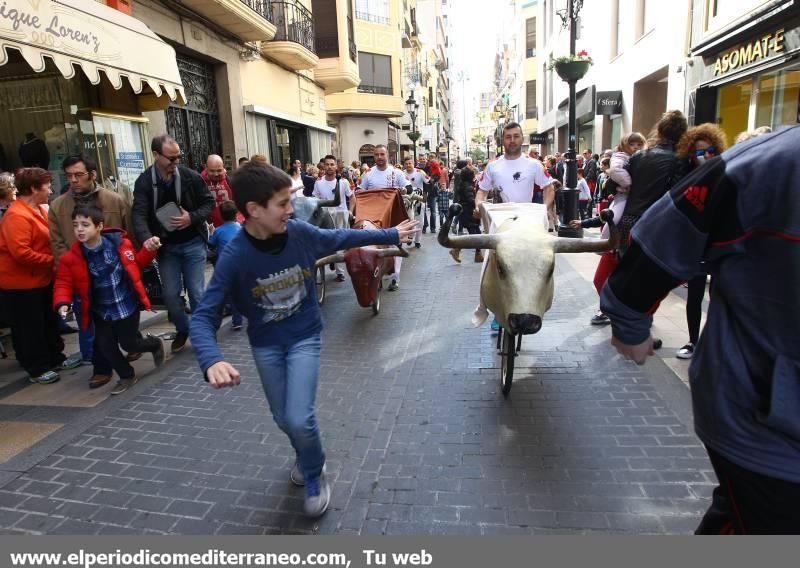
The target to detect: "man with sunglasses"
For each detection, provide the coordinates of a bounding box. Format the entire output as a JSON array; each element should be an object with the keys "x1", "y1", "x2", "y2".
[
  {"x1": 48, "y1": 155, "x2": 134, "y2": 381},
  {"x1": 132, "y1": 135, "x2": 215, "y2": 354}
]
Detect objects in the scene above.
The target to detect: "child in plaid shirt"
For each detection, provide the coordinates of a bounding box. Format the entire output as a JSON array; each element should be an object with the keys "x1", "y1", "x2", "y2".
[{"x1": 436, "y1": 184, "x2": 451, "y2": 229}]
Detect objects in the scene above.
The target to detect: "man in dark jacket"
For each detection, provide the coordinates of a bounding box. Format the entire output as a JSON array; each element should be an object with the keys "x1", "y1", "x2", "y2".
[
  {"x1": 132, "y1": 134, "x2": 215, "y2": 353},
  {"x1": 601, "y1": 125, "x2": 800, "y2": 534}
]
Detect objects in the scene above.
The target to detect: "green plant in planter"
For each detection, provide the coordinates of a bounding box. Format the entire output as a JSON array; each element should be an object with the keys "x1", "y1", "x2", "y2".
[
  {"x1": 407, "y1": 131, "x2": 421, "y2": 142},
  {"x1": 548, "y1": 50, "x2": 593, "y2": 82}
]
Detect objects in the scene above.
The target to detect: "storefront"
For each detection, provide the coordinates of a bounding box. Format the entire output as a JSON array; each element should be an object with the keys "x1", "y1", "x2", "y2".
[
  {"x1": 688, "y1": 16, "x2": 800, "y2": 144},
  {"x1": 0, "y1": 0, "x2": 185, "y2": 194},
  {"x1": 244, "y1": 106, "x2": 334, "y2": 170}
]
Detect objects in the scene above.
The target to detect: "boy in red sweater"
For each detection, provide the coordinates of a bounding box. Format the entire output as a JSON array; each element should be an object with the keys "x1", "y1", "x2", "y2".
[{"x1": 54, "y1": 206, "x2": 165, "y2": 394}]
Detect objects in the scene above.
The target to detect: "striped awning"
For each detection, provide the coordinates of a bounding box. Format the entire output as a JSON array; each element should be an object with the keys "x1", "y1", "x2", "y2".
[{"x1": 0, "y1": 0, "x2": 185, "y2": 107}]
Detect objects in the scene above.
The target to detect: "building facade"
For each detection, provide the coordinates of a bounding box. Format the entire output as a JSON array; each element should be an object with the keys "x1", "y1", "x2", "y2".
[
  {"x1": 536, "y1": 0, "x2": 689, "y2": 155},
  {"x1": 685, "y1": 0, "x2": 799, "y2": 144}
]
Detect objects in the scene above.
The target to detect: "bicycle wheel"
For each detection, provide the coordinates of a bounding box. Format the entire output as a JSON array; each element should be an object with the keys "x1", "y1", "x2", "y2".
[{"x1": 500, "y1": 329, "x2": 515, "y2": 397}]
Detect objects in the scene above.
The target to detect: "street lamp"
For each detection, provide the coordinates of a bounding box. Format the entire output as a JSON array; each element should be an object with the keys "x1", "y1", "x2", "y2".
[
  {"x1": 555, "y1": 0, "x2": 585, "y2": 238},
  {"x1": 405, "y1": 91, "x2": 420, "y2": 164}
]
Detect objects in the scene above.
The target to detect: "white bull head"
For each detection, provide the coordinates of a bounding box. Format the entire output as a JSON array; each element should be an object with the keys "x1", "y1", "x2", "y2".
[{"x1": 438, "y1": 204, "x2": 617, "y2": 336}]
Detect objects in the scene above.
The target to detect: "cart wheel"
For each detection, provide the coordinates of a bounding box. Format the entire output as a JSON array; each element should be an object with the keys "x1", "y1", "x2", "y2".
[
  {"x1": 500, "y1": 329, "x2": 515, "y2": 397},
  {"x1": 316, "y1": 265, "x2": 326, "y2": 305},
  {"x1": 516, "y1": 334, "x2": 522, "y2": 354},
  {"x1": 372, "y1": 280, "x2": 382, "y2": 315}
]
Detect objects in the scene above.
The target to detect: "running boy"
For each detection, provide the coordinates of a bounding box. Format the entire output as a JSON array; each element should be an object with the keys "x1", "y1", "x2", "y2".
[
  {"x1": 189, "y1": 162, "x2": 419, "y2": 518},
  {"x1": 53, "y1": 206, "x2": 165, "y2": 394}
]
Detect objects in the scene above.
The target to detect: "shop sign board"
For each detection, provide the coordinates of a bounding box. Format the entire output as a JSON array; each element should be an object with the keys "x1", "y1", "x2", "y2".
[{"x1": 713, "y1": 29, "x2": 786, "y2": 76}]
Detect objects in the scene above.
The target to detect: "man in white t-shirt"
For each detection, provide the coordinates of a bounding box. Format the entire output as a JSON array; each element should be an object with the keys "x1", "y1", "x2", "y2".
[
  {"x1": 314, "y1": 154, "x2": 355, "y2": 281},
  {"x1": 357, "y1": 144, "x2": 409, "y2": 291},
  {"x1": 477, "y1": 123, "x2": 555, "y2": 209},
  {"x1": 359, "y1": 144, "x2": 409, "y2": 190},
  {"x1": 402, "y1": 156, "x2": 428, "y2": 248},
  {"x1": 474, "y1": 122, "x2": 556, "y2": 330}
]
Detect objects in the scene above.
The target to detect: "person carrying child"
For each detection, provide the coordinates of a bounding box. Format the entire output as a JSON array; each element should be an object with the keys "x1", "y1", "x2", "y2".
[
  {"x1": 190, "y1": 162, "x2": 419, "y2": 518},
  {"x1": 53, "y1": 206, "x2": 165, "y2": 393}
]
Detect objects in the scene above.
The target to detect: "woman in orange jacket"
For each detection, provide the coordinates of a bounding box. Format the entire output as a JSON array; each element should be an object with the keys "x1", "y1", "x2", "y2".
[{"x1": 0, "y1": 168, "x2": 68, "y2": 384}]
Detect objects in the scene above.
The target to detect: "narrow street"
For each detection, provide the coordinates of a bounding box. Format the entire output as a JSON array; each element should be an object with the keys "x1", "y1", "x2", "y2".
[{"x1": 0, "y1": 231, "x2": 713, "y2": 535}]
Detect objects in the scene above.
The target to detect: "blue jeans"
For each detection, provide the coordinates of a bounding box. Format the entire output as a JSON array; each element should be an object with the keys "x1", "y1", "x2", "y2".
[
  {"x1": 252, "y1": 334, "x2": 325, "y2": 481},
  {"x1": 73, "y1": 296, "x2": 93, "y2": 360},
  {"x1": 158, "y1": 236, "x2": 207, "y2": 335}
]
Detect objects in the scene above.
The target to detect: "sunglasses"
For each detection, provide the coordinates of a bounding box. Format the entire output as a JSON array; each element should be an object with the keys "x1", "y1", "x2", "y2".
[
  {"x1": 159, "y1": 152, "x2": 183, "y2": 163},
  {"x1": 695, "y1": 147, "x2": 717, "y2": 156}
]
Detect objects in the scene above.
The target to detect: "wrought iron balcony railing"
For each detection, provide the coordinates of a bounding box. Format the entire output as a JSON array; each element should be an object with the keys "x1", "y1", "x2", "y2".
[
  {"x1": 241, "y1": 0, "x2": 273, "y2": 22},
  {"x1": 271, "y1": 1, "x2": 315, "y2": 52},
  {"x1": 358, "y1": 84, "x2": 393, "y2": 95}
]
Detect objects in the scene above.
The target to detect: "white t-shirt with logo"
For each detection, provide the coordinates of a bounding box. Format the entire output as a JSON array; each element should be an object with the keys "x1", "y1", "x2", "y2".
[
  {"x1": 478, "y1": 155, "x2": 553, "y2": 203},
  {"x1": 312, "y1": 177, "x2": 352, "y2": 211},
  {"x1": 404, "y1": 169, "x2": 427, "y2": 192},
  {"x1": 359, "y1": 166, "x2": 409, "y2": 190}
]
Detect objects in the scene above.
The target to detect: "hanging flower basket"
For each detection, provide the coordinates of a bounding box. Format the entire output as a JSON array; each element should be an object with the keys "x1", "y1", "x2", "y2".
[{"x1": 548, "y1": 50, "x2": 593, "y2": 82}]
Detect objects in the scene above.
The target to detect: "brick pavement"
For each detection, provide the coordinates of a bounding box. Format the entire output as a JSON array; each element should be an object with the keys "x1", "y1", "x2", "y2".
[{"x1": 0, "y1": 232, "x2": 714, "y2": 534}]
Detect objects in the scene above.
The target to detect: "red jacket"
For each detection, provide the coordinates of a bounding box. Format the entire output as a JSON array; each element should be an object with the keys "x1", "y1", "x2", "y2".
[{"x1": 53, "y1": 229, "x2": 156, "y2": 331}]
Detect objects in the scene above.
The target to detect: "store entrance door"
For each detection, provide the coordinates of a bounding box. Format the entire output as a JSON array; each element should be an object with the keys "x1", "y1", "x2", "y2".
[{"x1": 166, "y1": 54, "x2": 222, "y2": 172}]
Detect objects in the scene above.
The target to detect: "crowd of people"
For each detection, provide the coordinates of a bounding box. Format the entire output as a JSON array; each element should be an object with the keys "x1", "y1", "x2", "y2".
[{"x1": 0, "y1": 114, "x2": 796, "y2": 531}]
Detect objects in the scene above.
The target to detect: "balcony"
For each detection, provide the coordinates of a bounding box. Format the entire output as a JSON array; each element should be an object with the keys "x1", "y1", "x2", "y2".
[
  {"x1": 261, "y1": 1, "x2": 319, "y2": 70},
  {"x1": 312, "y1": 2, "x2": 360, "y2": 93},
  {"x1": 179, "y1": 0, "x2": 276, "y2": 42},
  {"x1": 526, "y1": 106, "x2": 538, "y2": 119},
  {"x1": 402, "y1": 22, "x2": 412, "y2": 48},
  {"x1": 358, "y1": 84, "x2": 393, "y2": 95},
  {"x1": 356, "y1": 10, "x2": 390, "y2": 25}
]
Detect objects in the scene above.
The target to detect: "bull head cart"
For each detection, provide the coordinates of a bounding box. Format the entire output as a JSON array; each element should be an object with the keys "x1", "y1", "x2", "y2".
[
  {"x1": 439, "y1": 202, "x2": 617, "y2": 397},
  {"x1": 314, "y1": 189, "x2": 409, "y2": 315}
]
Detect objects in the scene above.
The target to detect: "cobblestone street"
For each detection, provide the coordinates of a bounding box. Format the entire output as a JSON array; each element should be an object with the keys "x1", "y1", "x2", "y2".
[{"x1": 0, "y1": 232, "x2": 713, "y2": 535}]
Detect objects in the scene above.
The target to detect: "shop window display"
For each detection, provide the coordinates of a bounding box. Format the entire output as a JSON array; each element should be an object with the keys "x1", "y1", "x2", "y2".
[{"x1": 755, "y1": 65, "x2": 800, "y2": 131}]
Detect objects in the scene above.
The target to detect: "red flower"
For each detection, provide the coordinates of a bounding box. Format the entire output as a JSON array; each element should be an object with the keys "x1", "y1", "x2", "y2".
[{"x1": 577, "y1": 50, "x2": 589, "y2": 57}]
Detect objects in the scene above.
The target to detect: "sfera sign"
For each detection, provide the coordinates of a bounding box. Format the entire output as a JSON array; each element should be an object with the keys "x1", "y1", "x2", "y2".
[{"x1": 713, "y1": 29, "x2": 785, "y2": 76}]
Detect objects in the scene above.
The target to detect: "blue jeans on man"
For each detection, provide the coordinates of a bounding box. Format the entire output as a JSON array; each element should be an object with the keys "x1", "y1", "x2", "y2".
[
  {"x1": 251, "y1": 334, "x2": 325, "y2": 482},
  {"x1": 158, "y1": 236, "x2": 207, "y2": 335}
]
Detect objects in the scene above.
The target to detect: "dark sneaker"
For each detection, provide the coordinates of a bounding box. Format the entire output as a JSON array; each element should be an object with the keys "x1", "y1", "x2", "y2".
[
  {"x1": 29, "y1": 371, "x2": 60, "y2": 384},
  {"x1": 171, "y1": 332, "x2": 189, "y2": 354},
  {"x1": 89, "y1": 374, "x2": 112, "y2": 389},
  {"x1": 110, "y1": 377, "x2": 138, "y2": 395},
  {"x1": 652, "y1": 338, "x2": 663, "y2": 350},
  {"x1": 415, "y1": 242, "x2": 422, "y2": 249},
  {"x1": 303, "y1": 474, "x2": 331, "y2": 518},
  {"x1": 388, "y1": 279, "x2": 399, "y2": 291},
  {"x1": 126, "y1": 352, "x2": 143, "y2": 362},
  {"x1": 329, "y1": 263, "x2": 335, "y2": 271},
  {"x1": 590, "y1": 312, "x2": 611, "y2": 325},
  {"x1": 676, "y1": 343, "x2": 694, "y2": 359},
  {"x1": 60, "y1": 353, "x2": 82, "y2": 370},
  {"x1": 152, "y1": 337, "x2": 166, "y2": 367}
]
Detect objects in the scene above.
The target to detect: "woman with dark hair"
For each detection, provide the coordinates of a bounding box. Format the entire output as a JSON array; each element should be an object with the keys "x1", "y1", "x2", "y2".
[
  {"x1": 286, "y1": 163, "x2": 305, "y2": 199},
  {"x1": 0, "y1": 168, "x2": 71, "y2": 383},
  {"x1": 673, "y1": 123, "x2": 728, "y2": 360},
  {"x1": 449, "y1": 163, "x2": 483, "y2": 264}
]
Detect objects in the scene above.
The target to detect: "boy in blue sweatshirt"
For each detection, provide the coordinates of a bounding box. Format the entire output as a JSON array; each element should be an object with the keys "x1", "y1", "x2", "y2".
[
  {"x1": 190, "y1": 163, "x2": 418, "y2": 518},
  {"x1": 208, "y1": 200, "x2": 244, "y2": 330}
]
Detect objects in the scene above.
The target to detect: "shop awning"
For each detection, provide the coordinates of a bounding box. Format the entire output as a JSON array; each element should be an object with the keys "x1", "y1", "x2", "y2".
[{"x1": 0, "y1": 0, "x2": 185, "y2": 108}]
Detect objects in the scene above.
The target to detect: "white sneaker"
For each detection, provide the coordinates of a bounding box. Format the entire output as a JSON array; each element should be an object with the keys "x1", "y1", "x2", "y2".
[
  {"x1": 676, "y1": 343, "x2": 695, "y2": 359},
  {"x1": 290, "y1": 462, "x2": 326, "y2": 486},
  {"x1": 303, "y1": 472, "x2": 331, "y2": 518}
]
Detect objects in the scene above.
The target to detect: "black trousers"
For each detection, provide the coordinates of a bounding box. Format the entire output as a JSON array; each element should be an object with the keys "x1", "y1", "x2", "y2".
[
  {"x1": 685, "y1": 274, "x2": 706, "y2": 344},
  {"x1": 422, "y1": 196, "x2": 437, "y2": 232},
  {"x1": 696, "y1": 447, "x2": 800, "y2": 534},
  {"x1": 1, "y1": 286, "x2": 64, "y2": 377},
  {"x1": 93, "y1": 311, "x2": 160, "y2": 379}
]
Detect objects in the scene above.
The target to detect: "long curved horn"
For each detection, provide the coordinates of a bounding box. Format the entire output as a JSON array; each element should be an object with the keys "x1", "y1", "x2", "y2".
[
  {"x1": 377, "y1": 246, "x2": 409, "y2": 258},
  {"x1": 437, "y1": 203, "x2": 500, "y2": 250},
  {"x1": 552, "y1": 236, "x2": 615, "y2": 254},
  {"x1": 315, "y1": 252, "x2": 345, "y2": 267}
]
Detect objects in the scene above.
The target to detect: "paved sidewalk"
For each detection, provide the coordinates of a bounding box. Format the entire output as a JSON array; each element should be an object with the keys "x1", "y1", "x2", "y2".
[{"x1": 0, "y1": 232, "x2": 713, "y2": 534}]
